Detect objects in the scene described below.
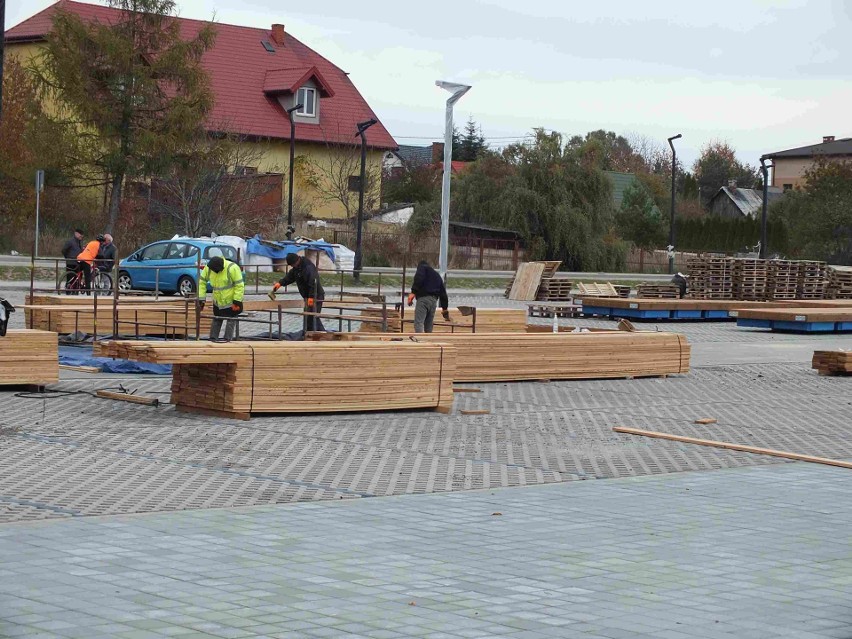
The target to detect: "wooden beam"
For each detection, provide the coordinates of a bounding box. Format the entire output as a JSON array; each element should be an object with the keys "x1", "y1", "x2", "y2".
[
  {"x1": 96, "y1": 390, "x2": 159, "y2": 406},
  {"x1": 613, "y1": 426, "x2": 852, "y2": 470}
]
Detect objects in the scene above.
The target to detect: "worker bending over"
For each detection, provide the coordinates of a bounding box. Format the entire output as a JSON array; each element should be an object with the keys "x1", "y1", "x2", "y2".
[
  {"x1": 272, "y1": 253, "x2": 325, "y2": 332},
  {"x1": 408, "y1": 260, "x2": 449, "y2": 333},
  {"x1": 199, "y1": 256, "x2": 244, "y2": 341}
]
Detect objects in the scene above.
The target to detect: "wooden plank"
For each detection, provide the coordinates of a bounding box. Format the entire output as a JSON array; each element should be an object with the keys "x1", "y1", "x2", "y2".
[
  {"x1": 613, "y1": 426, "x2": 852, "y2": 470},
  {"x1": 59, "y1": 364, "x2": 102, "y2": 373},
  {"x1": 508, "y1": 263, "x2": 546, "y2": 301},
  {"x1": 96, "y1": 389, "x2": 159, "y2": 406},
  {"x1": 460, "y1": 409, "x2": 491, "y2": 415},
  {"x1": 0, "y1": 329, "x2": 59, "y2": 386}
]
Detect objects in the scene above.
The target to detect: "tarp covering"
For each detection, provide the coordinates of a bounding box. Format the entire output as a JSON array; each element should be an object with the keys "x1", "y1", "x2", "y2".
[
  {"x1": 246, "y1": 235, "x2": 336, "y2": 262},
  {"x1": 59, "y1": 345, "x2": 171, "y2": 375}
]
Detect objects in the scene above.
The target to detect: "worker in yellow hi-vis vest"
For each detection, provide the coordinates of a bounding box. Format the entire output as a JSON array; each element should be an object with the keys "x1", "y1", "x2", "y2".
[{"x1": 198, "y1": 256, "x2": 244, "y2": 341}]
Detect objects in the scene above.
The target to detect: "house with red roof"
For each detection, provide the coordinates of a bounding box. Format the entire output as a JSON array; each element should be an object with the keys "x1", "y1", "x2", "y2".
[{"x1": 4, "y1": 0, "x2": 398, "y2": 220}]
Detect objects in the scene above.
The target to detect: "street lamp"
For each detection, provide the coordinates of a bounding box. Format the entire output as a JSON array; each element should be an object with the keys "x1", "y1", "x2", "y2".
[
  {"x1": 436, "y1": 80, "x2": 471, "y2": 281},
  {"x1": 285, "y1": 103, "x2": 303, "y2": 240},
  {"x1": 667, "y1": 134, "x2": 682, "y2": 275},
  {"x1": 759, "y1": 156, "x2": 771, "y2": 259},
  {"x1": 353, "y1": 118, "x2": 377, "y2": 280}
]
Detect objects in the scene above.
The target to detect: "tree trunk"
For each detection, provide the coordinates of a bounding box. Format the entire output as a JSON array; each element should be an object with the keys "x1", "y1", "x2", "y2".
[{"x1": 106, "y1": 172, "x2": 124, "y2": 234}]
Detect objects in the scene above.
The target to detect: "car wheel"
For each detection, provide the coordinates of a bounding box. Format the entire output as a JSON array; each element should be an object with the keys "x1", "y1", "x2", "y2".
[
  {"x1": 118, "y1": 271, "x2": 133, "y2": 292},
  {"x1": 178, "y1": 276, "x2": 197, "y2": 297}
]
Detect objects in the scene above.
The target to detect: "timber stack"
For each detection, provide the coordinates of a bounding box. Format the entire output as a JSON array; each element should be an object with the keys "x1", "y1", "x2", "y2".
[
  {"x1": 359, "y1": 308, "x2": 527, "y2": 333},
  {"x1": 687, "y1": 255, "x2": 734, "y2": 299},
  {"x1": 812, "y1": 350, "x2": 852, "y2": 376},
  {"x1": 798, "y1": 261, "x2": 827, "y2": 299},
  {"x1": 733, "y1": 258, "x2": 768, "y2": 301},
  {"x1": 827, "y1": 266, "x2": 852, "y2": 299},
  {"x1": 0, "y1": 329, "x2": 59, "y2": 386},
  {"x1": 94, "y1": 340, "x2": 457, "y2": 418},
  {"x1": 636, "y1": 283, "x2": 680, "y2": 299},
  {"x1": 767, "y1": 260, "x2": 800, "y2": 300}
]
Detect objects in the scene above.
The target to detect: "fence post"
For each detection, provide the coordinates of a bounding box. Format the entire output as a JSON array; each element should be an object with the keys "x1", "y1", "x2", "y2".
[
  {"x1": 512, "y1": 240, "x2": 519, "y2": 270},
  {"x1": 478, "y1": 239, "x2": 484, "y2": 270}
]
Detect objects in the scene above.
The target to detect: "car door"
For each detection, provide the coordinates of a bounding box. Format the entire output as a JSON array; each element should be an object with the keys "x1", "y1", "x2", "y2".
[
  {"x1": 161, "y1": 242, "x2": 190, "y2": 291},
  {"x1": 136, "y1": 242, "x2": 170, "y2": 289}
]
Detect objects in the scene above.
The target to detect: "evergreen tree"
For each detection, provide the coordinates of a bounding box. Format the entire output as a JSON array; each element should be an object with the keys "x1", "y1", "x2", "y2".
[{"x1": 454, "y1": 117, "x2": 486, "y2": 161}]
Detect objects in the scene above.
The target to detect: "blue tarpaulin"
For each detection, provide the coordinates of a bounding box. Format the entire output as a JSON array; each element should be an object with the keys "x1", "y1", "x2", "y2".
[
  {"x1": 59, "y1": 345, "x2": 171, "y2": 375},
  {"x1": 245, "y1": 235, "x2": 335, "y2": 262}
]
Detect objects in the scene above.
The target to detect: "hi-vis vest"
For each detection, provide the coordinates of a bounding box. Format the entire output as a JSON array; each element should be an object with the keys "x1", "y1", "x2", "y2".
[{"x1": 199, "y1": 259, "x2": 244, "y2": 308}]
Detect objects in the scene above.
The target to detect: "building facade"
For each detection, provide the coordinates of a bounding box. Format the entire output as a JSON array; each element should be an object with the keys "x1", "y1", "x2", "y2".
[{"x1": 764, "y1": 136, "x2": 852, "y2": 191}]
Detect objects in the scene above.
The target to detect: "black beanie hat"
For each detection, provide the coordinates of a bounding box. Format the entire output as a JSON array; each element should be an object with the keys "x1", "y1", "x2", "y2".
[
  {"x1": 285, "y1": 253, "x2": 299, "y2": 266},
  {"x1": 208, "y1": 256, "x2": 225, "y2": 272}
]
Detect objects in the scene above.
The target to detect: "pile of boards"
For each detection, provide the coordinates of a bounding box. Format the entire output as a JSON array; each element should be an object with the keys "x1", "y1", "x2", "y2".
[
  {"x1": 577, "y1": 282, "x2": 619, "y2": 297},
  {"x1": 0, "y1": 329, "x2": 59, "y2": 386},
  {"x1": 812, "y1": 350, "x2": 852, "y2": 376},
  {"x1": 318, "y1": 331, "x2": 691, "y2": 383},
  {"x1": 94, "y1": 340, "x2": 456, "y2": 419},
  {"x1": 828, "y1": 266, "x2": 852, "y2": 299},
  {"x1": 505, "y1": 261, "x2": 570, "y2": 301},
  {"x1": 636, "y1": 283, "x2": 680, "y2": 299},
  {"x1": 359, "y1": 308, "x2": 527, "y2": 333}
]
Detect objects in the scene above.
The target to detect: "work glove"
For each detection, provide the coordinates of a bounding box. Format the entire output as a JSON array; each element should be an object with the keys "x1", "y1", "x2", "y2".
[
  {"x1": 306, "y1": 297, "x2": 315, "y2": 308},
  {"x1": 272, "y1": 282, "x2": 282, "y2": 291},
  {"x1": 231, "y1": 301, "x2": 243, "y2": 313},
  {"x1": 198, "y1": 300, "x2": 205, "y2": 311},
  {"x1": 407, "y1": 293, "x2": 415, "y2": 306},
  {"x1": 441, "y1": 309, "x2": 451, "y2": 321}
]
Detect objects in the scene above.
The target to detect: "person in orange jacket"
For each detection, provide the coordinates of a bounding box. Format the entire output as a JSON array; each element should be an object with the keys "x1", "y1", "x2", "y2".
[{"x1": 76, "y1": 234, "x2": 104, "y2": 292}]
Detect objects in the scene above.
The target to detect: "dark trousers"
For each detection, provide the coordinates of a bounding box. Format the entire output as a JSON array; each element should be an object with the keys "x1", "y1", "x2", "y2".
[
  {"x1": 211, "y1": 305, "x2": 241, "y2": 341},
  {"x1": 65, "y1": 263, "x2": 78, "y2": 294},
  {"x1": 305, "y1": 299, "x2": 325, "y2": 332},
  {"x1": 78, "y1": 262, "x2": 92, "y2": 294}
]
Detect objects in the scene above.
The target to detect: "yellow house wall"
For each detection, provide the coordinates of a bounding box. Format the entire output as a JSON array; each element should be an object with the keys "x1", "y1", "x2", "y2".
[{"x1": 771, "y1": 158, "x2": 813, "y2": 190}]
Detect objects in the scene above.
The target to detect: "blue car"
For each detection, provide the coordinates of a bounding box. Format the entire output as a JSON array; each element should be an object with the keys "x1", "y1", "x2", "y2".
[{"x1": 118, "y1": 239, "x2": 240, "y2": 297}]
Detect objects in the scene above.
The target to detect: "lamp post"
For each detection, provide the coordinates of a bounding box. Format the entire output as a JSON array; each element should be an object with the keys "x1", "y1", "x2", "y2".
[
  {"x1": 759, "y1": 156, "x2": 770, "y2": 259},
  {"x1": 285, "y1": 103, "x2": 303, "y2": 240},
  {"x1": 353, "y1": 118, "x2": 377, "y2": 281},
  {"x1": 667, "y1": 134, "x2": 682, "y2": 275},
  {"x1": 436, "y1": 80, "x2": 471, "y2": 281}
]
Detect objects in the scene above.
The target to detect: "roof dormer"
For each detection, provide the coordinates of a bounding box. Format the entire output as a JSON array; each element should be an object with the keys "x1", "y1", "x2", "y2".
[{"x1": 263, "y1": 66, "x2": 334, "y2": 124}]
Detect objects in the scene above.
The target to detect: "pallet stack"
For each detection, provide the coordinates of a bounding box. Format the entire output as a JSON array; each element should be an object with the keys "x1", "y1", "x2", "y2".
[
  {"x1": 686, "y1": 255, "x2": 734, "y2": 299},
  {"x1": 812, "y1": 350, "x2": 852, "y2": 376},
  {"x1": 636, "y1": 283, "x2": 680, "y2": 299},
  {"x1": 94, "y1": 340, "x2": 457, "y2": 418},
  {"x1": 733, "y1": 259, "x2": 769, "y2": 301},
  {"x1": 537, "y1": 277, "x2": 573, "y2": 302},
  {"x1": 827, "y1": 266, "x2": 852, "y2": 299},
  {"x1": 505, "y1": 261, "x2": 564, "y2": 301},
  {"x1": 612, "y1": 285, "x2": 631, "y2": 299},
  {"x1": 0, "y1": 330, "x2": 59, "y2": 386},
  {"x1": 767, "y1": 260, "x2": 800, "y2": 300},
  {"x1": 797, "y1": 261, "x2": 828, "y2": 299}
]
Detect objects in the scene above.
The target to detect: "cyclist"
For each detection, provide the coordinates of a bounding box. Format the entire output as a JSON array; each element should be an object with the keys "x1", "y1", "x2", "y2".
[{"x1": 76, "y1": 235, "x2": 104, "y2": 293}]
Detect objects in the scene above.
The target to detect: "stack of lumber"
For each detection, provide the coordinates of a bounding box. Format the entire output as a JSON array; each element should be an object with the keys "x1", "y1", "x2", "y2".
[
  {"x1": 94, "y1": 340, "x2": 456, "y2": 418},
  {"x1": 612, "y1": 284, "x2": 631, "y2": 299},
  {"x1": 577, "y1": 282, "x2": 618, "y2": 297},
  {"x1": 827, "y1": 266, "x2": 852, "y2": 299},
  {"x1": 812, "y1": 350, "x2": 852, "y2": 376},
  {"x1": 0, "y1": 329, "x2": 59, "y2": 385},
  {"x1": 798, "y1": 261, "x2": 828, "y2": 299},
  {"x1": 324, "y1": 332, "x2": 690, "y2": 382},
  {"x1": 736, "y1": 306, "x2": 852, "y2": 332},
  {"x1": 686, "y1": 255, "x2": 734, "y2": 299},
  {"x1": 359, "y1": 308, "x2": 527, "y2": 333},
  {"x1": 733, "y1": 258, "x2": 769, "y2": 301},
  {"x1": 636, "y1": 283, "x2": 680, "y2": 299},
  {"x1": 537, "y1": 277, "x2": 573, "y2": 302},
  {"x1": 767, "y1": 260, "x2": 800, "y2": 300},
  {"x1": 506, "y1": 262, "x2": 547, "y2": 300}
]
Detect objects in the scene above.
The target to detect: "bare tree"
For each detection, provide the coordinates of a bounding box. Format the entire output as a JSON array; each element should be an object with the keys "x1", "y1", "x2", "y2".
[
  {"x1": 626, "y1": 133, "x2": 670, "y2": 174},
  {"x1": 149, "y1": 132, "x2": 283, "y2": 236},
  {"x1": 302, "y1": 127, "x2": 383, "y2": 219}
]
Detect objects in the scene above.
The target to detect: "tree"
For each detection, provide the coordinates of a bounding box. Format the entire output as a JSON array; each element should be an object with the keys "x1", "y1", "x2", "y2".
[
  {"x1": 34, "y1": 0, "x2": 216, "y2": 232},
  {"x1": 771, "y1": 159, "x2": 852, "y2": 263},
  {"x1": 148, "y1": 133, "x2": 282, "y2": 237},
  {"x1": 693, "y1": 141, "x2": 759, "y2": 205},
  {"x1": 454, "y1": 117, "x2": 486, "y2": 161},
  {"x1": 567, "y1": 130, "x2": 648, "y2": 174},
  {"x1": 616, "y1": 181, "x2": 666, "y2": 252},
  {"x1": 382, "y1": 163, "x2": 441, "y2": 204}
]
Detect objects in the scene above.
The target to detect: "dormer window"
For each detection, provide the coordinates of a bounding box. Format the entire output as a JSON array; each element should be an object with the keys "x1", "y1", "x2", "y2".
[{"x1": 296, "y1": 87, "x2": 316, "y2": 117}]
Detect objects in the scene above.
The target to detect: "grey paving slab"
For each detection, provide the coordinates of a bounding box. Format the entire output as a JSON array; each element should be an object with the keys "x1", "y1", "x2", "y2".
[{"x1": 1, "y1": 463, "x2": 851, "y2": 638}]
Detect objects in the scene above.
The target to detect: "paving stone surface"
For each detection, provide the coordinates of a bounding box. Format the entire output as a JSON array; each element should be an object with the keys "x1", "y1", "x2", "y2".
[{"x1": 1, "y1": 463, "x2": 851, "y2": 638}]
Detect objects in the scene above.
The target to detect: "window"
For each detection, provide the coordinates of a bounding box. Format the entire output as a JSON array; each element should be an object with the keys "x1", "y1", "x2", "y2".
[
  {"x1": 205, "y1": 245, "x2": 238, "y2": 263},
  {"x1": 261, "y1": 40, "x2": 276, "y2": 53},
  {"x1": 234, "y1": 166, "x2": 258, "y2": 176},
  {"x1": 783, "y1": 184, "x2": 793, "y2": 191},
  {"x1": 296, "y1": 87, "x2": 316, "y2": 117},
  {"x1": 164, "y1": 243, "x2": 189, "y2": 260},
  {"x1": 348, "y1": 175, "x2": 361, "y2": 192},
  {"x1": 140, "y1": 243, "x2": 169, "y2": 261}
]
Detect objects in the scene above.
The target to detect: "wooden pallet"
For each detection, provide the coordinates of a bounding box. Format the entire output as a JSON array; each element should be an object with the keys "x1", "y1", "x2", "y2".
[
  {"x1": 577, "y1": 282, "x2": 618, "y2": 297},
  {"x1": 0, "y1": 330, "x2": 59, "y2": 386},
  {"x1": 507, "y1": 262, "x2": 547, "y2": 300},
  {"x1": 636, "y1": 284, "x2": 680, "y2": 299},
  {"x1": 527, "y1": 303, "x2": 581, "y2": 318},
  {"x1": 812, "y1": 350, "x2": 852, "y2": 376},
  {"x1": 827, "y1": 266, "x2": 852, "y2": 299}
]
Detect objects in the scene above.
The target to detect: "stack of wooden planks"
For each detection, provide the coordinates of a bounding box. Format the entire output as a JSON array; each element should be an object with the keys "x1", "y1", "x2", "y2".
[
  {"x1": 827, "y1": 266, "x2": 852, "y2": 299},
  {"x1": 94, "y1": 340, "x2": 457, "y2": 418},
  {"x1": 733, "y1": 258, "x2": 768, "y2": 301},
  {"x1": 812, "y1": 350, "x2": 852, "y2": 376},
  {"x1": 798, "y1": 261, "x2": 827, "y2": 299},
  {"x1": 0, "y1": 330, "x2": 59, "y2": 386},
  {"x1": 577, "y1": 282, "x2": 618, "y2": 297},
  {"x1": 636, "y1": 283, "x2": 680, "y2": 299},
  {"x1": 767, "y1": 260, "x2": 800, "y2": 300},
  {"x1": 322, "y1": 332, "x2": 690, "y2": 382},
  {"x1": 359, "y1": 308, "x2": 527, "y2": 333},
  {"x1": 736, "y1": 306, "x2": 852, "y2": 333}
]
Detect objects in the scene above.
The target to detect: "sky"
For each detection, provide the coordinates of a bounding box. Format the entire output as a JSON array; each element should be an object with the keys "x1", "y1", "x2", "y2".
[{"x1": 7, "y1": 0, "x2": 852, "y2": 167}]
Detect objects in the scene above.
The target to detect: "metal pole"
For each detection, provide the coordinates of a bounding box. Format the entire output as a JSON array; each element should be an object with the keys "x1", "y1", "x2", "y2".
[
  {"x1": 353, "y1": 118, "x2": 377, "y2": 281},
  {"x1": 760, "y1": 157, "x2": 769, "y2": 259},
  {"x1": 286, "y1": 104, "x2": 302, "y2": 239},
  {"x1": 436, "y1": 81, "x2": 471, "y2": 281},
  {"x1": 667, "y1": 134, "x2": 682, "y2": 275},
  {"x1": 34, "y1": 170, "x2": 44, "y2": 258}
]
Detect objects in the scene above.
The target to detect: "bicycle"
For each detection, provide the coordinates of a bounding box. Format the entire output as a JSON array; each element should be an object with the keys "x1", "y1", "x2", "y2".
[{"x1": 64, "y1": 264, "x2": 113, "y2": 294}]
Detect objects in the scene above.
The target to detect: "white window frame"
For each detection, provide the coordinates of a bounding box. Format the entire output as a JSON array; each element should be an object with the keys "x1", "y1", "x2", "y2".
[{"x1": 296, "y1": 87, "x2": 317, "y2": 117}]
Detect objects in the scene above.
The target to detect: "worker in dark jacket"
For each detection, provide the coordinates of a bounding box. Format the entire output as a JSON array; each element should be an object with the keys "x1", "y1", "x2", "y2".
[
  {"x1": 61, "y1": 229, "x2": 84, "y2": 292},
  {"x1": 272, "y1": 253, "x2": 325, "y2": 332},
  {"x1": 97, "y1": 234, "x2": 117, "y2": 271},
  {"x1": 408, "y1": 260, "x2": 449, "y2": 333}
]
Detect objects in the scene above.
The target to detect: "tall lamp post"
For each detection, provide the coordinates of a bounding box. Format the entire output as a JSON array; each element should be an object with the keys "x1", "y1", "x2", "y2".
[
  {"x1": 667, "y1": 134, "x2": 682, "y2": 275},
  {"x1": 759, "y1": 156, "x2": 770, "y2": 259},
  {"x1": 285, "y1": 103, "x2": 303, "y2": 240},
  {"x1": 436, "y1": 80, "x2": 471, "y2": 281},
  {"x1": 353, "y1": 118, "x2": 377, "y2": 281}
]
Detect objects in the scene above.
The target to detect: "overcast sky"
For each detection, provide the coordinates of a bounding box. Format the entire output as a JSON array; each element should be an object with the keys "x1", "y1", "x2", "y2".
[{"x1": 7, "y1": 0, "x2": 852, "y2": 167}]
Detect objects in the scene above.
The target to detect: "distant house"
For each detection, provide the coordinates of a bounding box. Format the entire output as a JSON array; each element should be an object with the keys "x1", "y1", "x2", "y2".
[
  {"x1": 707, "y1": 183, "x2": 784, "y2": 218},
  {"x1": 604, "y1": 171, "x2": 662, "y2": 215},
  {"x1": 385, "y1": 142, "x2": 471, "y2": 175},
  {"x1": 764, "y1": 136, "x2": 852, "y2": 191}
]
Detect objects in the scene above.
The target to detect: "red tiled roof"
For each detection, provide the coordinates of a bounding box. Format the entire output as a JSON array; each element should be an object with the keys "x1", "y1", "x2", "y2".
[
  {"x1": 5, "y1": 0, "x2": 397, "y2": 149},
  {"x1": 262, "y1": 66, "x2": 334, "y2": 97}
]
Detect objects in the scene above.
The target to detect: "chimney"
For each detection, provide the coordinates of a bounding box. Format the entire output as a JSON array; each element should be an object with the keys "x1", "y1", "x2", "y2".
[
  {"x1": 823, "y1": 135, "x2": 835, "y2": 144},
  {"x1": 431, "y1": 142, "x2": 444, "y2": 164},
  {"x1": 271, "y1": 24, "x2": 285, "y2": 46},
  {"x1": 728, "y1": 179, "x2": 737, "y2": 189}
]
